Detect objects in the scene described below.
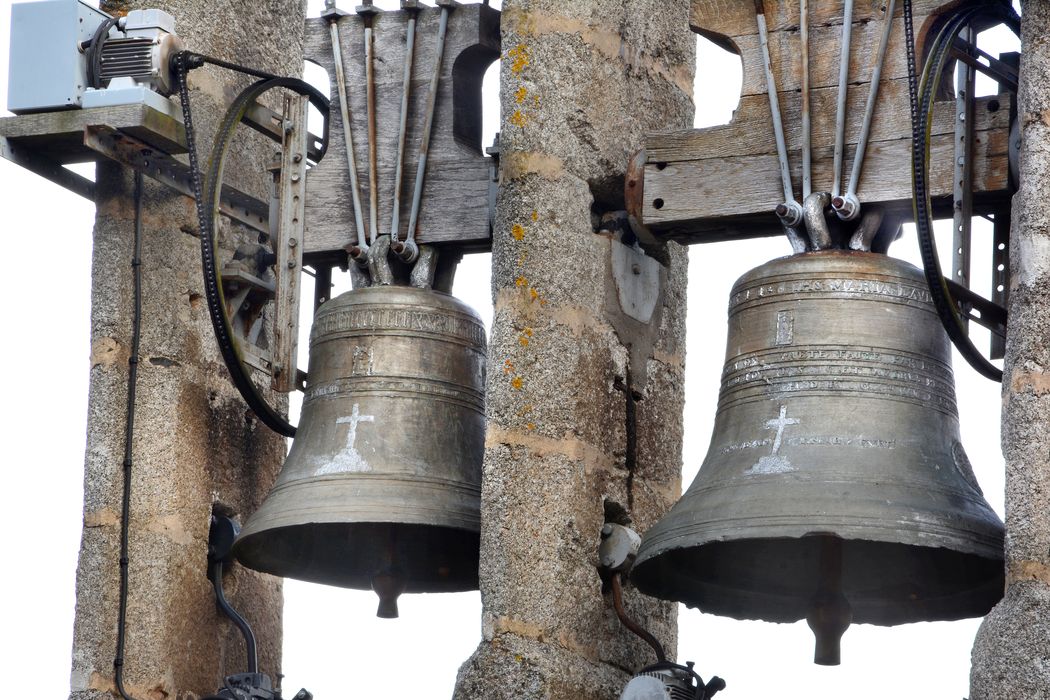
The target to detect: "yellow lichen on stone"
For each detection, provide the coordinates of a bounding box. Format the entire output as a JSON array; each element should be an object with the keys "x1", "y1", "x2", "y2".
[
  {"x1": 507, "y1": 44, "x2": 530, "y2": 73},
  {"x1": 515, "y1": 86, "x2": 528, "y2": 103},
  {"x1": 512, "y1": 223, "x2": 526, "y2": 240}
]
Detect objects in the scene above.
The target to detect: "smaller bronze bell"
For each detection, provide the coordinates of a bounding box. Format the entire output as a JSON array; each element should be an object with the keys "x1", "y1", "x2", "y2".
[
  {"x1": 631, "y1": 250, "x2": 1004, "y2": 664},
  {"x1": 233, "y1": 285, "x2": 486, "y2": 616}
]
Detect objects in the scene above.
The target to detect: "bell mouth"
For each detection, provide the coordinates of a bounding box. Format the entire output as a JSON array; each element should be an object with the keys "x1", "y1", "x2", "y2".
[
  {"x1": 232, "y1": 521, "x2": 480, "y2": 594},
  {"x1": 630, "y1": 535, "x2": 1004, "y2": 627}
]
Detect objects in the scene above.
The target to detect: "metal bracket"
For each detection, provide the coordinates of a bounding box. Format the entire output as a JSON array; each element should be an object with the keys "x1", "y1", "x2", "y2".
[
  {"x1": 83, "y1": 125, "x2": 269, "y2": 232},
  {"x1": 270, "y1": 93, "x2": 310, "y2": 393},
  {"x1": 611, "y1": 238, "x2": 661, "y2": 325},
  {"x1": 0, "y1": 136, "x2": 95, "y2": 200},
  {"x1": 599, "y1": 523, "x2": 641, "y2": 574}
]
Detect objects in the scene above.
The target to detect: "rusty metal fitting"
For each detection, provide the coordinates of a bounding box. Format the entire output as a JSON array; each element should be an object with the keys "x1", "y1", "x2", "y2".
[
  {"x1": 321, "y1": 0, "x2": 350, "y2": 19},
  {"x1": 392, "y1": 238, "x2": 420, "y2": 264},
  {"x1": 831, "y1": 192, "x2": 860, "y2": 222},
  {"x1": 345, "y1": 244, "x2": 370, "y2": 267},
  {"x1": 355, "y1": 0, "x2": 379, "y2": 17},
  {"x1": 775, "y1": 200, "x2": 804, "y2": 229}
]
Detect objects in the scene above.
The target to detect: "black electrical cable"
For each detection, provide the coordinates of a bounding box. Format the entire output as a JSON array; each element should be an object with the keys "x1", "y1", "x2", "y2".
[
  {"x1": 114, "y1": 171, "x2": 145, "y2": 700},
  {"x1": 173, "y1": 51, "x2": 330, "y2": 436},
  {"x1": 210, "y1": 559, "x2": 258, "y2": 674},
  {"x1": 87, "y1": 16, "x2": 120, "y2": 89}
]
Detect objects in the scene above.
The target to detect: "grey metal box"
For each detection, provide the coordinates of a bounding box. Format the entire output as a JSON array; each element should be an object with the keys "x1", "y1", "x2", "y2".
[{"x1": 8, "y1": 0, "x2": 110, "y2": 113}]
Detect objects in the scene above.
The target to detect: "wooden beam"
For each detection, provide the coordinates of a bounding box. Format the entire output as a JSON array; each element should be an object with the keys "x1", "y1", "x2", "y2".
[
  {"x1": 302, "y1": 3, "x2": 500, "y2": 256},
  {"x1": 636, "y1": 0, "x2": 1015, "y2": 245}
]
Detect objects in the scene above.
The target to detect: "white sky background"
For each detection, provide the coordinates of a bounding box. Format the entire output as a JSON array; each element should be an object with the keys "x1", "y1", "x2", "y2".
[{"x1": 0, "y1": 0, "x2": 1020, "y2": 697}]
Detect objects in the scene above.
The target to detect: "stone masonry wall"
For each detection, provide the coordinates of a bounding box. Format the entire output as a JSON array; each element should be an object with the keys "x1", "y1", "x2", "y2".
[
  {"x1": 453, "y1": 2, "x2": 695, "y2": 698},
  {"x1": 970, "y1": 1, "x2": 1050, "y2": 697},
  {"x1": 69, "y1": 2, "x2": 304, "y2": 697}
]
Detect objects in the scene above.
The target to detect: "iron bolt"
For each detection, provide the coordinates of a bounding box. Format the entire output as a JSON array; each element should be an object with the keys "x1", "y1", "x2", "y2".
[
  {"x1": 287, "y1": 261, "x2": 296, "y2": 269},
  {"x1": 631, "y1": 264, "x2": 641, "y2": 275},
  {"x1": 291, "y1": 174, "x2": 301, "y2": 183},
  {"x1": 289, "y1": 238, "x2": 298, "y2": 248}
]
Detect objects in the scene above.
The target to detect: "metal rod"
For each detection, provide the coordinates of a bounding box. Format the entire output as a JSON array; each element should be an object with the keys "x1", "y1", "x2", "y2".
[
  {"x1": 754, "y1": 0, "x2": 795, "y2": 207},
  {"x1": 390, "y1": 6, "x2": 419, "y2": 243},
  {"x1": 949, "y1": 41, "x2": 1018, "y2": 93},
  {"x1": 313, "y1": 264, "x2": 333, "y2": 312},
  {"x1": 405, "y1": 2, "x2": 451, "y2": 256},
  {"x1": 842, "y1": 0, "x2": 896, "y2": 216},
  {"x1": 611, "y1": 573, "x2": 667, "y2": 663},
  {"x1": 831, "y1": 0, "x2": 855, "y2": 198},
  {"x1": 328, "y1": 16, "x2": 368, "y2": 252},
  {"x1": 364, "y1": 17, "x2": 378, "y2": 244},
  {"x1": 801, "y1": 0, "x2": 812, "y2": 199}
]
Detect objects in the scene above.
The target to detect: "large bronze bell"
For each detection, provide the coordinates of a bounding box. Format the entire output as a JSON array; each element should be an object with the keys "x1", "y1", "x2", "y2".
[
  {"x1": 233, "y1": 285, "x2": 486, "y2": 617},
  {"x1": 631, "y1": 250, "x2": 1004, "y2": 664}
]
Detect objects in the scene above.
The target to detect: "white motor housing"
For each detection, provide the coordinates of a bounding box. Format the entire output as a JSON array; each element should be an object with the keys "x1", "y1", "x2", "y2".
[{"x1": 8, "y1": 0, "x2": 181, "y2": 116}]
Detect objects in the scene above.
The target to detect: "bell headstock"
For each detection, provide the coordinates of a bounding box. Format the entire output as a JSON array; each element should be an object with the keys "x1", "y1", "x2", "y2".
[{"x1": 302, "y1": 3, "x2": 500, "y2": 259}]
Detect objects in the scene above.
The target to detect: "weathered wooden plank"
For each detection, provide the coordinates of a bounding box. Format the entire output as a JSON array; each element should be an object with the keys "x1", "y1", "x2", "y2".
[
  {"x1": 692, "y1": 0, "x2": 950, "y2": 43},
  {"x1": 302, "y1": 3, "x2": 499, "y2": 257},
  {"x1": 637, "y1": 0, "x2": 1015, "y2": 243},
  {"x1": 646, "y1": 87, "x2": 1010, "y2": 163},
  {"x1": 726, "y1": 13, "x2": 956, "y2": 98},
  {"x1": 642, "y1": 128, "x2": 1009, "y2": 228},
  {"x1": 0, "y1": 103, "x2": 187, "y2": 160}
]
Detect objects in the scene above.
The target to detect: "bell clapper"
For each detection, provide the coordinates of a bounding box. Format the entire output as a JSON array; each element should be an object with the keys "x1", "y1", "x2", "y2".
[
  {"x1": 372, "y1": 568, "x2": 408, "y2": 619},
  {"x1": 806, "y1": 534, "x2": 853, "y2": 666}
]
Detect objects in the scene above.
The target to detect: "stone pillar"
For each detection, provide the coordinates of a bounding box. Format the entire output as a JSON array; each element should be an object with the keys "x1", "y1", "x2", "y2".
[
  {"x1": 69, "y1": 2, "x2": 304, "y2": 697},
  {"x1": 453, "y1": 3, "x2": 694, "y2": 698},
  {"x1": 970, "y1": 2, "x2": 1050, "y2": 697}
]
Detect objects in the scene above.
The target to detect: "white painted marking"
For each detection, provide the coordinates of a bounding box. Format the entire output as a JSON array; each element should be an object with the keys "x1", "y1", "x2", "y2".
[
  {"x1": 316, "y1": 403, "x2": 376, "y2": 475},
  {"x1": 747, "y1": 405, "x2": 799, "y2": 474}
]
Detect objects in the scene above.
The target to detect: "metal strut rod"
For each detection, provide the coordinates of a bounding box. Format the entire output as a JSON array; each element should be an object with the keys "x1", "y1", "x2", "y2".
[
  {"x1": 325, "y1": 3, "x2": 369, "y2": 254},
  {"x1": 754, "y1": 0, "x2": 806, "y2": 253},
  {"x1": 835, "y1": 0, "x2": 897, "y2": 222},
  {"x1": 360, "y1": 0, "x2": 380, "y2": 246},
  {"x1": 800, "y1": 0, "x2": 812, "y2": 200},
  {"x1": 390, "y1": 1, "x2": 420, "y2": 246},
  {"x1": 400, "y1": 0, "x2": 452, "y2": 264},
  {"x1": 831, "y1": 0, "x2": 855, "y2": 199}
]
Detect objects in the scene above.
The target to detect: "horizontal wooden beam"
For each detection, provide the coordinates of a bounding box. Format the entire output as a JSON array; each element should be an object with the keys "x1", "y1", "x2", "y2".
[
  {"x1": 302, "y1": 4, "x2": 500, "y2": 256},
  {"x1": 635, "y1": 0, "x2": 1016, "y2": 245}
]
